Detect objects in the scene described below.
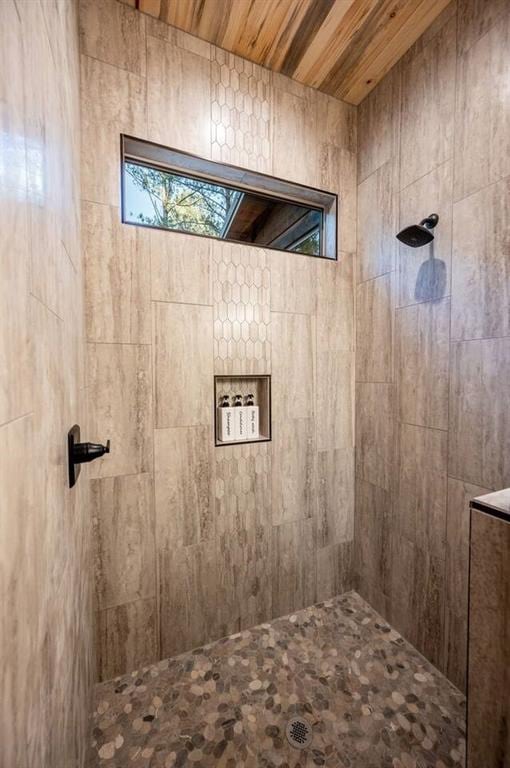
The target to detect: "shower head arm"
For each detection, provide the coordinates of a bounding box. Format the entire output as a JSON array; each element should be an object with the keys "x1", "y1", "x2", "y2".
[{"x1": 419, "y1": 213, "x2": 439, "y2": 230}]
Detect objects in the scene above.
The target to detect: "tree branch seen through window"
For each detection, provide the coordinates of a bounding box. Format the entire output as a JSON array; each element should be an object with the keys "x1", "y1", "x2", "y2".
[{"x1": 125, "y1": 162, "x2": 241, "y2": 237}]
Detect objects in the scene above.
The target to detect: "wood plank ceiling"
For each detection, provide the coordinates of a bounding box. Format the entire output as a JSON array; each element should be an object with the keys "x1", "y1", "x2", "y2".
[{"x1": 134, "y1": 0, "x2": 451, "y2": 104}]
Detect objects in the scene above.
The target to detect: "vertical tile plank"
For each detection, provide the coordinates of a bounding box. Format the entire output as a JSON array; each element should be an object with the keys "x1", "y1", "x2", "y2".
[
  {"x1": 449, "y1": 337, "x2": 510, "y2": 489},
  {"x1": 271, "y1": 312, "x2": 314, "y2": 421},
  {"x1": 92, "y1": 473, "x2": 155, "y2": 608},
  {"x1": 454, "y1": 11, "x2": 510, "y2": 200},
  {"x1": 147, "y1": 34, "x2": 211, "y2": 157},
  {"x1": 271, "y1": 418, "x2": 315, "y2": 526},
  {"x1": 399, "y1": 16, "x2": 456, "y2": 190},
  {"x1": 355, "y1": 383, "x2": 394, "y2": 491},
  {"x1": 97, "y1": 598, "x2": 158, "y2": 681},
  {"x1": 357, "y1": 161, "x2": 396, "y2": 284},
  {"x1": 356, "y1": 273, "x2": 393, "y2": 383},
  {"x1": 79, "y1": 0, "x2": 146, "y2": 76},
  {"x1": 271, "y1": 518, "x2": 316, "y2": 618},
  {"x1": 159, "y1": 543, "x2": 217, "y2": 658},
  {"x1": 80, "y1": 55, "x2": 146, "y2": 206},
  {"x1": 150, "y1": 230, "x2": 212, "y2": 306},
  {"x1": 396, "y1": 423, "x2": 447, "y2": 561},
  {"x1": 451, "y1": 176, "x2": 510, "y2": 341},
  {"x1": 87, "y1": 342, "x2": 153, "y2": 478},
  {"x1": 154, "y1": 302, "x2": 213, "y2": 428},
  {"x1": 155, "y1": 426, "x2": 213, "y2": 549},
  {"x1": 316, "y1": 257, "x2": 354, "y2": 452},
  {"x1": 317, "y1": 448, "x2": 354, "y2": 548},
  {"x1": 396, "y1": 299, "x2": 450, "y2": 431},
  {"x1": 83, "y1": 202, "x2": 151, "y2": 344}
]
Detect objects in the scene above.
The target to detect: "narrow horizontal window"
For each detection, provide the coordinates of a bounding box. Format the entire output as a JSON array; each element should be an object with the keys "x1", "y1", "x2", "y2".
[{"x1": 121, "y1": 136, "x2": 337, "y2": 260}]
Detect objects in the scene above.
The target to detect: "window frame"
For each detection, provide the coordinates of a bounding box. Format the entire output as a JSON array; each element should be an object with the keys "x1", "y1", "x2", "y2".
[{"x1": 120, "y1": 135, "x2": 338, "y2": 261}]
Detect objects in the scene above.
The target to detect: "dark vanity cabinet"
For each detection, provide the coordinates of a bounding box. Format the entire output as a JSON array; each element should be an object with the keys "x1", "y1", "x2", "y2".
[{"x1": 468, "y1": 491, "x2": 510, "y2": 768}]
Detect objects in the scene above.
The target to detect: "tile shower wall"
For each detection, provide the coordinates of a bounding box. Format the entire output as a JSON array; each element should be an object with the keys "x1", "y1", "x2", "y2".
[
  {"x1": 79, "y1": 0, "x2": 356, "y2": 681},
  {"x1": 354, "y1": 0, "x2": 510, "y2": 692},
  {"x1": 0, "y1": 1, "x2": 93, "y2": 766}
]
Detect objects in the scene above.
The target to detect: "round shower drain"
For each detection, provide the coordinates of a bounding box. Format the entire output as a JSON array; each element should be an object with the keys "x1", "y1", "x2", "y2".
[{"x1": 285, "y1": 717, "x2": 313, "y2": 750}]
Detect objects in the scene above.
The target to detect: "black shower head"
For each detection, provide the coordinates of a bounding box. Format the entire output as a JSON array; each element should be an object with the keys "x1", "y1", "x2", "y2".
[{"x1": 396, "y1": 213, "x2": 439, "y2": 248}]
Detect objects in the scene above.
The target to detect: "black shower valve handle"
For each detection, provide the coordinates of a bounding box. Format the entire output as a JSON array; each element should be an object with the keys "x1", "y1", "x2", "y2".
[
  {"x1": 72, "y1": 439, "x2": 111, "y2": 464},
  {"x1": 68, "y1": 425, "x2": 110, "y2": 488}
]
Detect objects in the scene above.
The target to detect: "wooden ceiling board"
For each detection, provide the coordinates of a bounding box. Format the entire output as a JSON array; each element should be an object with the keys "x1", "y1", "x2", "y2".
[
  {"x1": 338, "y1": 0, "x2": 451, "y2": 102},
  {"x1": 319, "y1": 0, "x2": 410, "y2": 94},
  {"x1": 158, "y1": 0, "x2": 309, "y2": 62},
  {"x1": 139, "y1": 0, "x2": 161, "y2": 16},
  {"x1": 326, "y1": 0, "x2": 452, "y2": 102},
  {"x1": 273, "y1": 0, "x2": 337, "y2": 74},
  {"x1": 290, "y1": 0, "x2": 375, "y2": 88},
  {"x1": 224, "y1": 0, "x2": 312, "y2": 68},
  {"x1": 135, "y1": 0, "x2": 453, "y2": 104}
]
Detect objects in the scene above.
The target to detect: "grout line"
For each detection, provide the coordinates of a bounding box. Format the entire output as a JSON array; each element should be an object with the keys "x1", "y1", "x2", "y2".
[
  {"x1": 87, "y1": 340, "x2": 151, "y2": 346},
  {"x1": 29, "y1": 292, "x2": 64, "y2": 323},
  {"x1": 452, "y1": 168, "x2": 510, "y2": 206},
  {"x1": 154, "y1": 424, "x2": 213, "y2": 432},
  {"x1": 444, "y1": 16, "x2": 458, "y2": 672},
  {"x1": 355, "y1": 380, "x2": 393, "y2": 385},
  {"x1": 12, "y1": 0, "x2": 21, "y2": 23},
  {"x1": 450, "y1": 333, "x2": 510, "y2": 345},
  {"x1": 397, "y1": 420, "x2": 448, "y2": 434},
  {"x1": 395, "y1": 293, "x2": 453, "y2": 312},
  {"x1": 398, "y1": 156, "x2": 454, "y2": 196},
  {"x1": 446, "y1": 474, "x2": 497, "y2": 492},
  {"x1": 90, "y1": 469, "x2": 153, "y2": 483},
  {"x1": 394, "y1": 294, "x2": 451, "y2": 313},
  {"x1": 81, "y1": 198, "x2": 118, "y2": 210},
  {"x1": 79, "y1": 49, "x2": 145, "y2": 80},
  {"x1": 62, "y1": 239, "x2": 78, "y2": 275},
  {"x1": 147, "y1": 237, "x2": 160, "y2": 663},
  {"x1": 151, "y1": 298, "x2": 213, "y2": 309},
  {"x1": 313, "y1": 262, "x2": 319, "y2": 596},
  {"x1": 355, "y1": 269, "x2": 393, "y2": 288},
  {"x1": 269, "y1": 307, "x2": 314, "y2": 317},
  {"x1": 0, "y1": 411, "x2": 33, "y2": 430},
  {"x1": 98, "y1": 594, "x2": 157, "y2": 613}
]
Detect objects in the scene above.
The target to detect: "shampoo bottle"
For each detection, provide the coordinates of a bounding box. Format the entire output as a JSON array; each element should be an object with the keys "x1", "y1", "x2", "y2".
[
  {"x1": 217, "y1": 395, "x2": 235, "y2": 443},
  {"x1": 233, "y1": 394, "x2": 246, "y2": 440},
  {"x1": 245, "y1": 393, "x2": 259, "y2": 440}
]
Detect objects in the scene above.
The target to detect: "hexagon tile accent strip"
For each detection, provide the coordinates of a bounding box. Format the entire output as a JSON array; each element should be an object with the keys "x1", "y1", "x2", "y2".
[
  {"x1": 213, "y1": 242, "x2": 271, "y2": 375},
  {"x1": 211, "y1": 47, "x2": 272, "y2": 173}
]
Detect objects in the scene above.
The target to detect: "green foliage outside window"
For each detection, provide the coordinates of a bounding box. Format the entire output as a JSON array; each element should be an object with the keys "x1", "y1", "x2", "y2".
[
  {"x1": 291, "y1": 229, "x2": 320, "y2": 256},
  {"x1": 125, "y1": 161, "x2": 240, "y2": 237}
]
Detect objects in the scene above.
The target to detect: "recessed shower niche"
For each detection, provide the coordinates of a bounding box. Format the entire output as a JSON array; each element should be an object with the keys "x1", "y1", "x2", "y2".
[{"x1": 214, "y1": 375, "x2": 271, "y2": 446}]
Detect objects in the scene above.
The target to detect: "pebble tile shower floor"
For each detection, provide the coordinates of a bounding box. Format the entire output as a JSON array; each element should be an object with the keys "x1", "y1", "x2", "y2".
[{"x1": 89, "y1": 592, "x2": 465, "y2": 768}]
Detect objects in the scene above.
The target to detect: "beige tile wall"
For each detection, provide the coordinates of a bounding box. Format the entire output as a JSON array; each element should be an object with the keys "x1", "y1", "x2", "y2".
[
  {"x1": 0, "y1": 0, "x2": 93, "y2": 765},
  {"x1": 79, "y1": 0, "x2": 356, "y2": 681},
  {"x1": 354, "y1": 0, "x2": 510, "y2": 691}
]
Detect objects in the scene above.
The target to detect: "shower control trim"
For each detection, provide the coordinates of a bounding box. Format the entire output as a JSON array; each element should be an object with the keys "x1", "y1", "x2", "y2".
[{"x1": 68, "y1": 424, "x2": 110, "y2": 488}]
